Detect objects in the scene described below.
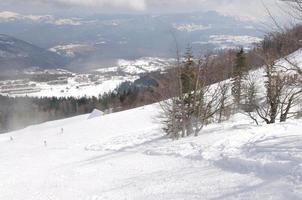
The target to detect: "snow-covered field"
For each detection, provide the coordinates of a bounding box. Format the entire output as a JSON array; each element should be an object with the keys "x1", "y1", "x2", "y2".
[
  {"x1": 17, "y1": 77, "x2": 130, "y2": 98},
  {"x1": 96, "y1": 57, "x2": 173, "y2": 75},
  {"x1": 49, "y1": 44, "x2": 94, "y2": 58},
  {"x1": 173, "y1": 23, "x2": 212, "y2": 32},
  {"x1": 193, "y1": 35, "x2": 263, "y2": 50},
  {"x1": 0, "y1": 57, "x2": 171, "y2": 98},
  {"x1": 0, "y1": 76, "x2": 131, "y2": 98},
  {"x1": 1, "y1": 103, "x2": 302, "y2": 200}
]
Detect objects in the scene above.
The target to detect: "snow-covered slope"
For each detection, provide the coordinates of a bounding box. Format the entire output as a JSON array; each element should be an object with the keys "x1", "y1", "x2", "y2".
[
  {"x1": 0, "y1": 34, "x2": 67, "y2": 72},
  {"x1": 1, "y1": 103, "x2": 302, "y2": 200},
  {"x1": 193, "y1": 35, "x2": 263, "y2": 50},
  {"x1": 1, "y1": 49, "x2": 302, "y2": 200},
  {"x1": 96, "y1": 57, "x2": 172, "y2": 75},
  {"x1": 49, "y1": 43, "x2": 95, "y2": 58},
  {"x1": 173, "y1": 23, "x2": 212, "y2": 32},
  {"x1": 0, "y1": 11, "x2": 85, "y2": 26}
]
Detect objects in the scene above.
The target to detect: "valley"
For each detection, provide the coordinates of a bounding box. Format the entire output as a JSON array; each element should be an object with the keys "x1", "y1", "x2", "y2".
[{"x1": 0, "y1": 57, "x2": 171, "y2": 98}]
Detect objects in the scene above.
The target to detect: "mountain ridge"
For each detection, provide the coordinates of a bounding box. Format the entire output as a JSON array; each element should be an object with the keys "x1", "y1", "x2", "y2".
[{"x1": 0, "y1": 34, "x2": 68, "y2": 75}]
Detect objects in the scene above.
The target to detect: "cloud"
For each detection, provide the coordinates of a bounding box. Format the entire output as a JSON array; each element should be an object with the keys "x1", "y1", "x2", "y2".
[
  {"x1": 53, "y1": 0, "x2": 146, "y2": 10},
  {"x1": 1, "y1": 0, "x2": 147, "y2": 11},
  {"x1": 144, "y1": 0, "x2": 283, "y2": 20},
  {"x1": 204, "y1": 0, "x2": 283, "y2": 19},
  {"x1": 0, "y1": 0, "x2": 286, "y2": 20}
]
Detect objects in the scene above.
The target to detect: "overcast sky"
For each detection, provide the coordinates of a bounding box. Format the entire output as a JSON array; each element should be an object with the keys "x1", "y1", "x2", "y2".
[{"x1": 0, "y1": 0, "x2": 286, "y2": 20}]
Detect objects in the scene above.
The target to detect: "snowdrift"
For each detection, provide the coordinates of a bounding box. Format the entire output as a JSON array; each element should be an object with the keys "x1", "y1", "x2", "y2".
[{"x1": 87, "y1": 109, "x2": 104, "y2": 120}]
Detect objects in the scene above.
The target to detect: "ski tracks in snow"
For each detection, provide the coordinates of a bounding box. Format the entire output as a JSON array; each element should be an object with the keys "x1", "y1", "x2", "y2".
[{"x1": 84, "y1": 120, "x2": 302, "y2": 186}]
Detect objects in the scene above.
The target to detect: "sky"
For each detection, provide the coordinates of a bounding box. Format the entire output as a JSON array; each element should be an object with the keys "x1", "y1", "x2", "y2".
[{"x1": 0, "y1": 0, "x2": 287, "y2": 20}]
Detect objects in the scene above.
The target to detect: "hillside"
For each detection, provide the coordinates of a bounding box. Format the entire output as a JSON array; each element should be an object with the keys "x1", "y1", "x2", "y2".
[
  {"x1": 2, "y1": 0, "x2": 302, "y2": 198},
  {"x1": 0, "y1": 47, "x2": 302, "y2": 199},
  {"x1": 1, "y1": 46, "x2": 301, "y2": 199},
  {"x1": 0, "y1": 34, "x2": 67, "y2": 75},
  {"x1": 0, "y1": 103, "x2": 302, "y2": 199}
]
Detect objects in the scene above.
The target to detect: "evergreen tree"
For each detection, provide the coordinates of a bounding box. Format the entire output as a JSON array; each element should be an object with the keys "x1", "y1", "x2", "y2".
[
  {"x1": 232, "y1": 48, "x2": 247, "y2": 108},
  {"x1": 161, "y1": 48, "x2": 227, "y2": 138},
  {"x1": 244, "y1": 81, "x2": 258, "y2": 113},
  {"x1": 181, "y1": 48, "x2": 197, "y2": 136},
  {"x1": 162, "y1": 48, "x2": 198, "y2": 138},
  {"x1": 181, "y1": 47, "x2": 196, "y2": 93}
]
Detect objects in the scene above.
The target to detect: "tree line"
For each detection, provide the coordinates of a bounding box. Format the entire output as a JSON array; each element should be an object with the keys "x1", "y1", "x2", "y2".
[
  {"x1": 159, "y1": 24, "x2": 302, "y2": 139},
  {"x1": 0, "y1": 76, "x2": 158, "y2": 133}
]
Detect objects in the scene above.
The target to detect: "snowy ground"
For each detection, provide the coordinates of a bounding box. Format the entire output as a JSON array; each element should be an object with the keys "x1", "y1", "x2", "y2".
[
  {"x1": 1, "y1": 104, "x2": 302, "y2": 200},
  {"x1": 192, "y1": 35, "x2": 263, "y2": 50},
  {"x1": 0, "y1": 57, "x2": 171, "y2": 98},
  {"x1": 12, "y1": 77, "x2": 131, "y2": 98},
  {"x1": 1, "y1": 49, "x2": 301, "y2": 199},
  {"x1": 95, "y1": 57, "x2": 172, "y2": 75}
]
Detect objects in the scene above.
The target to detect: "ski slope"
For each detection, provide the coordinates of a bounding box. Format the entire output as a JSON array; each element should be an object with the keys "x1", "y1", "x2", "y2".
[
  {"x1": 1, "y1": 103, "x2": 302, "y2": 200},
  {"x1": 1, "y1": 48, "x2": 302, "y2": 200}
]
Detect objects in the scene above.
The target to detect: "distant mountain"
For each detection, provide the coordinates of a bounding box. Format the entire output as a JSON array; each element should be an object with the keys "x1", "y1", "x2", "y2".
[
  {"x1": 0, "y1": 34, "x2": 67, "y2": 75},
  {"x1": 0, "y1": 11, "x2": 84, "y2": 26},
  {"x1": 0, "y1": 11, "x2": 264, "y2": 71}
]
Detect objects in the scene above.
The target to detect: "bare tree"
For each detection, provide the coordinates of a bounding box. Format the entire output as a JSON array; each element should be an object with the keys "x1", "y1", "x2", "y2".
[
  {"x1": 242, "y1": 75, "x2": 260, "y2": 125},
  {"x1": 254, "y1": 53, "x2": 284, "y2": 124},
  {"x1": 160, "y1": 49, "x2": 230, "y2": 138},
  {"x1": 279, "y1": 74, "x2": 302, "y2": 121},
  {"x1": 218, "y1": 83, "x2": 231, "y2": 123},
  {"x1": 250, "y1": 50, "x2": 302, "y2": 124},
  {"x1": 249, "y1": 0, "x2": 302, "y2": 123},
  {"x1": 284, "y1": 0, "x2": 302, "y2": 21}
]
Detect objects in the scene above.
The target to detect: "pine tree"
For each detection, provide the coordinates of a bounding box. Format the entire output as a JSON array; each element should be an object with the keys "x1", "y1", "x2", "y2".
[
  {"x1": 181, "y1": 47, "x2": 196, "y2": 93},
  {"x1": 232, "y1": 48, "x2": 247, "y2": 108},
  {"x1": 161, "y1": 48, "x2": 198, "y2": 138},
  {"x1": 181, "y1": 48, "x2": 198, "y2": 136},
  {"x1": 161, "y1": 48, "x2": 227, "y2": 138},
  {"x1": 244, "y1": 81, "x2": 257, "y2": 113}
]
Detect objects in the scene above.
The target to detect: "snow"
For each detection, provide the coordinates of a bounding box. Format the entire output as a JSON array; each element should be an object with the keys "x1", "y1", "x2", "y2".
[
  {"x1": 209, "y1": 35, "x2": 263, "y2": 45},
  {"x1": 0, "y1": 77, "x2": 128, "y2": 98},
  {"x1": 49, "y1": 43, "x2": 94, "y2": 57},
  {"x1": 276, "y1": 48, "x2": 302, "y2": 73},
  {"x1": 0, "y1": 68, "x2": 138, "y2": 98},
  {"x1": 13, "y1": 78, "x2": 127, "y2": 98},
  {"x1": 87, "y1": 109, "x2": 104, "y2": 119},
  {"x1": 193, "y1": 35, "x2": 263, "y2": 50},
  {"x1": 0, "y1": 56, "x2": 172, "y2": 98},
  {"x1": 1, "y1": 47, "x2": 302, "y2": 200},
  {"x1": 96, "y1": 57, "x2": 172, "y2": 75},
  {"x1": 1, "y1": 103, "x2": 302, "y2": 199},
  {"x1": 173, "y1": 23, "x2": 212, "y2": 32},
  {"x1": 54, "y1": 19, "x2": 82, "y2": 26}
]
